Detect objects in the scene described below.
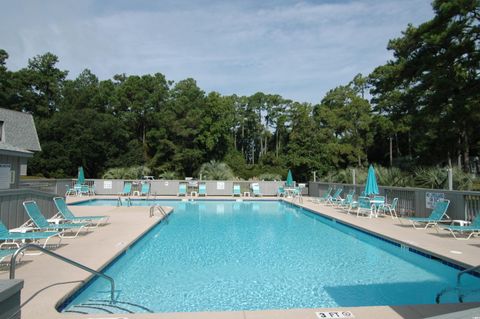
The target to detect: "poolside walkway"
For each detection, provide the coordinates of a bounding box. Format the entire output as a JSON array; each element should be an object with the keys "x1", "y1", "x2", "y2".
[
  {"x1": 0, "y1": 196, "x2": 478, "y2": 319},
  {"x1": 290, "y1": 197, "x2": 480, "y2": 269},
  {"x1": 0, "y1": 202, "x2": 171, "y2": 318}
]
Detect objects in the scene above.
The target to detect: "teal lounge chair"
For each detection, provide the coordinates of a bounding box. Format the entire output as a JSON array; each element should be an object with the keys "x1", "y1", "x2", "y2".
[
  {"x1": 177, "y1": 183, "x2": 187, "y2": 196},
  {"x1": 312, "y1": 187, "x2": 333, "y2": 204},
  {"x1": 327, "y1": 188, "x2": 343, "y2": 206},
  {"x1": 0, "y1": 249, "x2": 21, "y2": 263},
  {"x1": 22, "y1": 201, "x2": 89, "y2": 239},
  {"x1": 0, "y1": 220, "x2": 61, "y2": 252},
  {"x1": 407, "y1": 200, "x2": 450, "y2": 229},
  {"x1": 122, "y1": 182, "x2": 132, "y2": 196},
  {"x1": 198, "y1": 183, "x2": 207, "y2": 196},
  {"x1": 53, "y1": 197, "x2": 109, "y2": 228},
  {"x1": 233, "y1": 185, "x2": 241, "y2": 197},
  {"x1": 140, "y1": 183, "x2": 150, "y2": 196},
  {"x1": 441, "y1": 215, "x2": 480, "y2": 240},
  {"x1": 251, "y1": 183, "x2": 262, "y2": 197}
]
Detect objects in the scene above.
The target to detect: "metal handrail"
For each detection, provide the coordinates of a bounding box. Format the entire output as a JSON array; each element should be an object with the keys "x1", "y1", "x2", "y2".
[
  {"x1": 149, "y1": 205, "x2": 167, "y2": 218},
  {"x1": 436, "y1": 263, "x2": 480, "y2": 303},
  {"x1": 457, "y1": 264, "x2": 480, "y2": 286},
  {"x1": 10, "y1": 244, "x2": 116, "y2": 303}
]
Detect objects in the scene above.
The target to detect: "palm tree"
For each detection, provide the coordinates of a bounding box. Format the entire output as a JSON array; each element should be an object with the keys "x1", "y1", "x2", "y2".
[{"x1": 199, "y1": 161, "x2": 235, "y2": 180}]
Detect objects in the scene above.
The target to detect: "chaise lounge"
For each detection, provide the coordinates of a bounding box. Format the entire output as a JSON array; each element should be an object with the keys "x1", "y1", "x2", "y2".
[
  {"x1": 407, "y1": 200, "x2": 450, "y2": 229},
  {"x1": 53, "y1": 197, "x2": 109, "y2": 228},
  {"x1": 22, "y1": 201, "x2": 90, "y2": 239},
  {"x1": 441, "y1": 214, "x2": 480, "y2": 240}
]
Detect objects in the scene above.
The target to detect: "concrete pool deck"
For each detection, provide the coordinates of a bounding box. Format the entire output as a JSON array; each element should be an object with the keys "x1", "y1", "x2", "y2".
[{"x1": 0, "y1": 195, "x2": 478, "y2": 319}]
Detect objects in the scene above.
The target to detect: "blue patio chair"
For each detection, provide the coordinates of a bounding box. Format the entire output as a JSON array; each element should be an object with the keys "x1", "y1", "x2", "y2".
[
  {"x1": 22, "y1": 201, "x2": 90, "y2": 239},
  {"x1": 369, "y1": 195, "x2": 385, "y2": 215},
  {"x1": 356, "y1": 196, "x2": 374, "y2": 218},
  {"x1": 122, "y1": 182, "x2": 132, "y2": 196},
  {"x1": 65, "y1": 185, "x2": 77, "y2": 196},
  {"x1": 87, "y1": 184, "x2": 96, "y2": 196},
  {"x1": 140, "y1": 183, "x2": 150, "y2": 196},
  {"x1": 407, "y1": 200, "x2": 450, "y2": 229},
  {"x1": 441, "y1": 214, "x2": 480, "y2": 240},
  {"x1": 292, "y1": 186, "x2": 301, "y2": 197},
  {"x1": 277, "y1": 186, "x2": 285, "y2": 197},
  {"x1": 53, "y1": 197, "x2": 109, "y2": 228},
  {"x1": 198, "y1": 183, "x2": 207, "y2": 196},
  {"x1": 80, "y1": 184, "x2": 90, "y2": 196},
  {"x1": 378, "y1": 198, "x2": 398, "y2": 219},
  {"x1": 233, "y1": 185, "x2": 241, "y2": 197},
  {"x1": 177, "y1": 183, "x2": 187, "y2": 196},
  {"x1": 339, "y1": 193, "x2": 354, "y2": 209}
]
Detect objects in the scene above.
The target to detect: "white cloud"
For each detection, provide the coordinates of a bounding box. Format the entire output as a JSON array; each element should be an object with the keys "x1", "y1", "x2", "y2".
[{"x1": 0, "y1": 0, "x2": 433, "y2": 103}]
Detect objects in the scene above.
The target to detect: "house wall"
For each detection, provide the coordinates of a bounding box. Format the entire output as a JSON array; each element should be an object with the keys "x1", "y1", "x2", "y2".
[
  {"x1": 0, "y1": 189, "x2": 57, "y2": 229},
  {"x1": 0, "y1": 155, "x2": 21, "y2": 188}
]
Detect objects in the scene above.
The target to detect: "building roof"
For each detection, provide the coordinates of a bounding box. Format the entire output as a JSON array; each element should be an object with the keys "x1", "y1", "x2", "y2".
[{"x1": 0, "y1": 108, "x2": 41, "y2": 157}]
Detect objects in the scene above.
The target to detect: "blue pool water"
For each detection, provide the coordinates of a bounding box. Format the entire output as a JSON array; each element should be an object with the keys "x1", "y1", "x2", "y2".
[{"x1": 62, "y1": 200, "x2": 480, "y2": 313}]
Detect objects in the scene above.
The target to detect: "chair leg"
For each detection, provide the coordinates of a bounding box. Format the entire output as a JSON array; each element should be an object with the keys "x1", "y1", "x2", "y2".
[
  {"x1": 58, "y1": 226, "x2": 88, "y2": 239},
  {"x1": 391, "y1": 208, "x2": 398, "y2": 219}
]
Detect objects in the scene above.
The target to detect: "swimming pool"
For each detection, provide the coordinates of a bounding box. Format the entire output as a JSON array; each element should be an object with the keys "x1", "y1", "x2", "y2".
[{"x1": 61, "y1": 200, "x2": 480, "y2": 314}]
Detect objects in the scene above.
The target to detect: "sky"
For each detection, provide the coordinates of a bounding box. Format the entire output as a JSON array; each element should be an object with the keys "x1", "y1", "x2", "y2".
[{"x1": 0, "y1": 0, "x2": 434, "y2": 103}]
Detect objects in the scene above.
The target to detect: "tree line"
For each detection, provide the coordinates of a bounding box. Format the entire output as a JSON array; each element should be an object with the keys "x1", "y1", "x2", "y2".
[{"x1": 0, "y1": 0, "x2": 478, "y2": 183}]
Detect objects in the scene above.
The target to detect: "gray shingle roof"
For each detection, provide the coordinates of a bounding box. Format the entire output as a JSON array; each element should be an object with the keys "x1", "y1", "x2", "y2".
[
  {"x1": 0, "y1": 142, "x2": 33, "y2": 157},
  {"x1": 0, "y1": 108, "x2": 41, "y2": 153}
]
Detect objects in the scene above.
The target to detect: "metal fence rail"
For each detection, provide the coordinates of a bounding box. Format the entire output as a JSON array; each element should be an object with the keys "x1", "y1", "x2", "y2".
[
  {"x1": 11, "y1": 178, "x2": 480, "y2": 221},
  {"x1": 309, "y1": 181, "x2": 480, "y2": 220},
  {"x1": 465, "y1": 195, "x2": 480, "y2": 220},
  {"x1": 19, "y1": 180, "x2": 57, "y2": 194}
]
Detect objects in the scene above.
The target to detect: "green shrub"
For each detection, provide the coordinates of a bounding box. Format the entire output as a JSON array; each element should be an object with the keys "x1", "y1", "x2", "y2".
[
  {"x1": 199, "y1": 160, "x2": 236, "y2": 180},
  {"x1": 256, "y1": 173, "x2": 282, "y2": 181},
  {"x1": 158, "y1": 171, "x2": 179, "y2": 180},
  {"x1": 102, "y1": 166, "x2": 151, "y2": 179}
]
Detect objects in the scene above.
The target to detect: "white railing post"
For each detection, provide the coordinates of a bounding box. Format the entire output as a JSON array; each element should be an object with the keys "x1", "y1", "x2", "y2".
[{"x1": 447, "y1": 168, "x2": 453, "y2": 191}]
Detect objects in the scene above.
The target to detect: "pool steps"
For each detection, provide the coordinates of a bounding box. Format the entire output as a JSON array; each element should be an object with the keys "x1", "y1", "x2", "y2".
[{"x1": 64, "y1": 299, "x2": 154, "y2": 314}]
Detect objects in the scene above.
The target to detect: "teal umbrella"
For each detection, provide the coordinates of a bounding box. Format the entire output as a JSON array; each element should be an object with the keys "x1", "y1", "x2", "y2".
[
  {"x1": 364, "y1": 164, "x2": 379, "y2": 196},
  {"x1": 286, "y1": 169, "x2": 294, "y2": 187},
  {"x1": 77, "y1": 167, "x2": 85, "y2": 185}
]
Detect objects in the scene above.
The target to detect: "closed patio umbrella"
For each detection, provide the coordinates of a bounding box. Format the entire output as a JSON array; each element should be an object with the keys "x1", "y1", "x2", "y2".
[
  {"x1": 77, "y1": 167, "x2": 85, "y2": 185},
  {"x1": 364, "y1": 165, "x2": 379, "y2": 196},
  {"x1": 286, "y1": 169, "x2": 294, "y2": 187}
]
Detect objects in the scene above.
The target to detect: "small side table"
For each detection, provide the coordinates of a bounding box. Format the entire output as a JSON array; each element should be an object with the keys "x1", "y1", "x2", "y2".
[
  {"x1": 10, "y1": 227, "x2": 35, "y2": 233},
  {"x1": 47, "y1": 218, "x2": 63, "y2": 225},
  {"x1": 243, "y1": 192, "x2": 250, "y2": 197},
  {"x1": 132, "y1": 191, "x2": 140, "y2": 196},
  {"x1": 190, "y1": 191, "x2": 198, "y2": 197},
  {"x1": 451, "y1": 220, "x2": 471, "y2": 227}
]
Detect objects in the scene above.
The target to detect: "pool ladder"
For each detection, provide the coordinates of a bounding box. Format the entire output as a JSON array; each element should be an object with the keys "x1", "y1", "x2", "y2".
[
  {"x1": 149, "y1": 205, "x2": 168, "y2": 219},
  {"x1": 64, "y1": 298, "x2": 154, "y2": 314},
  {"x1": 436, "y1": 263, "x2": 480, "y2": 303},
  {"x1": 117, "y1": 197, "x2": 132, "y2": 207}
]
